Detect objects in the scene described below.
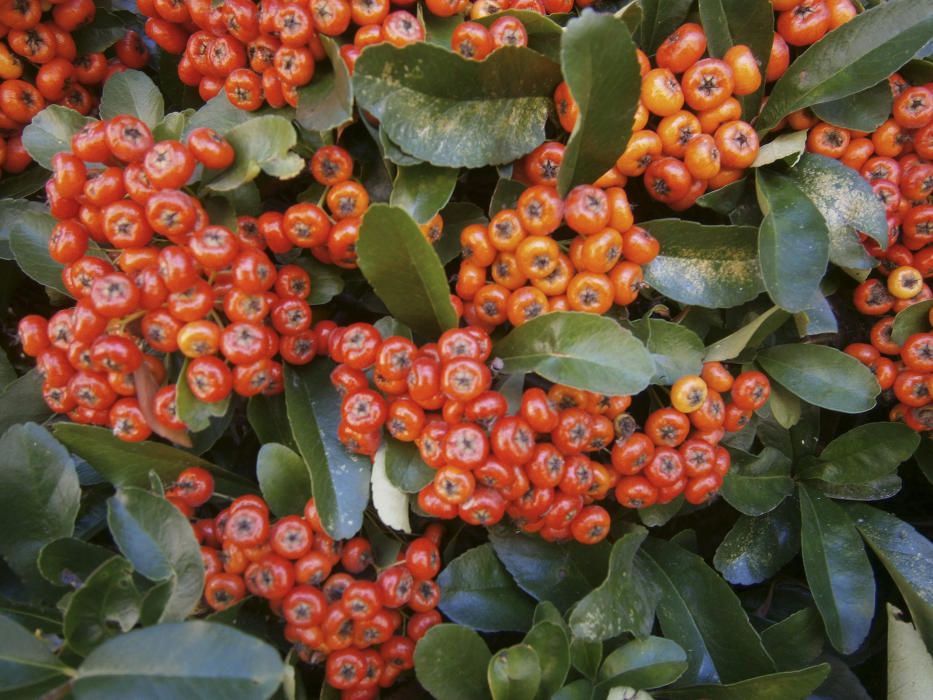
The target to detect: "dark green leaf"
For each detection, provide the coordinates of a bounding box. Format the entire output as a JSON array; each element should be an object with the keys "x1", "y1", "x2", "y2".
[
  {"x1": 52, "y1": 423, "x2": 252, "y2": 495},
  {"x1": 73, "y1": 621, "x2": 285, "y2": 699},
  {"x1": 488, "y1": 645, "x2": 541, "y2": 700},
  {"x1": 847, "y1": 503, "x2": 933, "y2": 651},
  {"x1": 756, "y1": 169, "x2": 829, "y2": 313},
  {"x1": 358, "y1": 204, "x2": 458, "y2": 338},
  {"x1": 74, "y1": 9, "x2": 132, "y2": 53},
  {"x1": 720, "y1": 447, "x2": 794, "y2": 516},
  {"x1": 489, "y1": 529, "x2": 609, "y2": 613},
  {"x1": 638, "y1": 498, "x2": 684, "y2": 528},
  {"x1": 598, "y1": 636, "x2": 688, "y2": 690},
  {"x1": 809, "y1": 474, "x2": 903, "y2": 501},
  {"x1": 100, "y1": 70, "x2": 164, "y2": 127},
  {"x1": 22, "y1": 106, "x2": 94, "y2": 169},
  {"x1": 0, "y1": 370, "x2": 53, "y2": 436},
  {"x1": 489, "y1": 178, "x2": 527, "y2": 216},
  {"x1": 891, "y1": 299, "x2": 933, "y2": 346},
  {"x1": 10, "y1": 208, "x2": 69, "y2": 295},
  {"x1": 476, "y1": 11, "x2": 564, "y2": 63},
  {"x1": 570, "y1": 639, "x2": 602, "y2": 681},
  {"x1": 0, "y1": 166, "x2": 51, "y2": 199},
  {"x1": 353, "y1": 43, "x2": 561, "y2": 168},
  {"x1": 107, "y1": 487, "x2": 204, "y2": 622},
  {"x1": 414, "y1": 624, "x2": 492, "y2": 700},
  {"x1": 437, "y1": 543, "x2": 536, "y2": 633},
  {"x1": 642, "y1": 220, "x2": 763, "y2": 308},
  {"x1": 257, "y1": 443, "x2": 312, "y2": 517},
  {"x1": 798, "y1": 484, "x2": 876, "y2": 655},
  {"x1": 38, "y1": 538, "x2": 115, "y2": 590},
  {"x1": 389, "y1": 163, "x2": 459, "y2": 224},
  {"x1": 569, "y1": 527, "x2": 657, "y2": 642},
  {"x1": 439, "y1": 201, "x2": 486, "y2": 264},
  {"x1": 713, "y1": 499, "x2": 800, "y2": 585},
  {"x1": 284, "y1": 361, "x2": 371, "y2": 541},
  {"x1": 296, "y1": 36, "x2": 353, "y2": 132},
  {"x1": 704, "y1": 306, "x2": 788, "y2": 363},
  {"x1": 695, "y1": 177, "x2": 748, "y2": 214},
  {"x1": 494, "y1": 312, "x2": 654, "y2": 396},
  {"x1": 553, "y1": 679, "x2": 595, "y2": 700},
  {"x1": 783, "y1": 153, "x2": 888, "y2": 266},
  {"x1": 811, "y1": 80, "x2": 893, "y2": 132},
  {"x1": 757, "y1": 344, "x2": 879, "y2": 413},
  {"x1": 0, "y1": 423, "x2": 79, "y2": 586},
  {"x1": 373, "y1": 316, "x2": 413, "y2": 340},
  {"x1": 205, "y1": 115, "x2": 299, "y2": 191},
  {"x1": 248, "y1": 394, "x2": 297, "y2": 450},
  {"x1": 384, "y1": 438, "x2": 434, "y2": 494},
  {"x1": 630, "y1": 318, "x2": 704, "y2": 385},
  {"x1": 523, "y1": 621, "x2": 570, "y2": 697},
  {"x1": 176, "y1": 359, "x2": 231, "y2": 432},
  {"x1": 795, "y1": 294, "x2": 839, "y2": 337},
  {"x1": 760, "y1": 607, "x2": 824, "y2": 671},
  {"x1": 638, "y1": 0, "x2": 694, "y2": 52},
  {"x1": 557, "y1": 10, "x2": 640, "y2": 195},
  {"x1": 757, "y1": 0, "x2": 933, "y2": 131},
  {"x1": 63, "y1": 557, "x2": 141, "y2": 657},
  {"x1": 800, "y1": 423, "x2": 919, "y2": 484},
  {"x1": 640, "y1": 538, "x2": 775, "y2": 684},
  {"x1": 0, "y1": 615, "x2": 71, "y2": 693},
  {"x1": 659, "y1": 664, "x2": 831, "y2": 700},
  {"x1": 294, "y1": 255, "x2": 344, "y2": 306}
]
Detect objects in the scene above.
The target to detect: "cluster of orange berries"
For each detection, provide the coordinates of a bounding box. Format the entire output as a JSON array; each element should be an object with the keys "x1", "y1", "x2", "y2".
[
  {"x1": 0, "y1": 1, "x2": 148, "y2": 176},
  {"x1": 168, "y1": 468, "x2": 443, "y2": 699},
  {"x1": 455, "y1": 173, "x2": 657, "y2": 328},
  {"x1": 319, "y1": 320, "x2": 771, "y2": 543},
  {"x1": 773, "y1": 0, "x2": 857, "y2": 48}
]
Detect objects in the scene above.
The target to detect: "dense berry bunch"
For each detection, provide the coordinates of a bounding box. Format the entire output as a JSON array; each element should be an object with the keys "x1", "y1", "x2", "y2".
[
  {"x1": 167, "y1": 468, "x2": 443, "y2": 698},
  {"x1": 0, "y1": 2, "x2": 148, "y2": 176},
  {"x1": 773, "y1": 0, "x2": 857, "y2": 48},
  {"x1": 320, "y1": 322, "x2": 771, "y2": 543}
]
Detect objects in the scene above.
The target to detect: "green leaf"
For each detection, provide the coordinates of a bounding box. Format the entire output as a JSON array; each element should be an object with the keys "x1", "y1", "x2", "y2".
[
  {"x1": 107, "y1": 487, "x2": 204, "y2": 622},
  {"x1": 557, "y1": 10, "x2": 640, "y2": 195},
  {"x1": 489, "y1": 177, "x2": 527, "y2": 216},
  {"x1": 756, "y1": 344, "x2": 879, "y2": 413},
  {"x1": 63, "y1": 557, "x2": 141, "y2": 657},
  {"x1": 10, "y1": 208, "x2": 70, "y2": 296},
  {"x1": 371, "y1": 443, "x2": 411, "y2": 534},
  {"x1": 799, "y1": 423, "x2": 919, "y2": 484},
  {"x1": 713, "y1": 499, "x2": 800, "y2": 585},
  {"x1": 659, "y1": 664, "x2": 831, "y2": 700},
  {"x1": 638, "y1": 0, "x2": 694, "y2": 52},
  {"x1": 891, "y1": 299, "x2": 933, "y2": 346},
  {"x1": 811, "y1": 80, "x2": 893, "y2": 132},
  {"x1": 629, "y1": 318, "x2": 704, "y2": 385},
  {"x1": 284, "y1": 361, "x2": 371, "y2": 541},
  {"x1": 0, "y1": 166, "x2": 52, "y2": 199},
  {"x1": 439, "y1": 201, "x2": 486, "y2": 264},
  {"x1": 384, "y1": 437, "x2": 434, "y2": 494},
  {"x1": 642, "y1": 220, "x2": 764, "y2": 308},
  {"x1": 720, "y1": 447, "x2": 794, "y2": 516},
  {"x1": 73, "y1": 621, "x2": 285, "y2": 699},
  {"x1": 488, "y1": 645, "x2": 541, "y2": 700},
  {"x1": 760, "y1": 607, "x2": 824, "y2": 671},
  {"x1": 52, "y1": 423, "x2": 252, "y2": 496},
  {"x1": 798, "y1": 483, "x2": 876, "y2": 655},
  {"x1": 415, "y1": 624, "x2": 492, "y2": 700},
  {"x1": 598, "y1": 636, "x2": 687, "y2": 691},
  {"x1": 22, "y1": 105, "x2": 94, "y2": 169},
  {"x1": 494, "y1": 312, "x2": 654, "y2": 396},
  {"x1": 294, "y1": 256, "x2": 345, "y2": 306},
  {"x1": 756, "y1": 169, "x2": 829, "y2": 313},
  {"x1": 257, "y1": 443, "x2": 312, "y2": 518},
  {"x1": 357, "y1": 204, "x2": 458, "y2": 338},
  {"x1": 752, "y1": 131, "x2": 808, "y2": 169},
  {"x1": 184, "y1": 93, "x2": 251, "y2": 138},
  {"x1": 100, "y1": 70, "x2": 164, "y2": 127},
  {"x1": 0, "y1": 423, "x2": 79, "y2": 586},
  {"x1": 153, "y1": 110, "x2": 192, "y2": 142},
  {"x1": 783, "y1": 153, "x2": 888, "y2": 266},
  {"x1": 571, "y1": 639, "x2": 602, "y2": 681},
  {"x1": 523, "y1": 621, "x2": 570, "y2": 697},
  {"x1": 848, "y1": 504, "x2": 933, "y2": 652},
  {"x1": 0, "y1": 370, "x2": 53, "y2": 436},
  {"x1": 38, "y1": 538, "x2": 115, "y2": 590},
  {"x1": 704, "y1": 307, "x2": 788, "y2": 362},
  {"x1": 296, "y1": 36, "x2": 353, "y2": 132},
  {"x1": 248, "y1": 394, "x2": 297, "y2": 451},
  {"x1": 696, "y1": 177, "x2": 748, "y2": 214},
  {"x1": 767, "y1": 381, "x2": 802, "y2": 429},
  {"x1": 353, "y1": 43, "x2": 561, "y2": 168},
  {"x1": 475, "y1": 11, "x2": 564, "y2": 63},
  {"x1": 437, "y1": 543, "x2": 536, "y2": 633},
  {"x1": 640, "y1": 538, "x2": 776, "y2": 685},
  {"x1": 389, "y1": 163, "x2": 459, "y2": 224},
  {"x1": 73, "y1": 9, "x2": 131, "y2": 53},
  {"x1": 0, "y1": 615, "x2": 71, "y2": 694},
  {"x1": 205, "y1": 115, "x2": 298, "y2": 192},
  {"x1": 887, "y1": 604, "x2": 933, "y2": 700},
  {"x1": 569, "y1": 527, "x2": 657, "y2": 642},
  {"x1": 809, "y1": 475, "x2": 903, "y2": 502},
  {"x1": 638, "y1": 497, "x2": 684, "y2": 528},
  {"x1": 757, "y1": 0, "x2": 933, "y2": 131},
  {"x1": 489, "y1": 529, "x2": 609, "y2": 613},
  {"x1": 176, "y1": 359, "x2": 231, "y2": 432}
]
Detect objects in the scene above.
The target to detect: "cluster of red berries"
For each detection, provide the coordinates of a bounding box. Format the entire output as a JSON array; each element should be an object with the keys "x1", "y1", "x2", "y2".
[
  {"x1": 455, "y1": 176, "x2": 657, "y2": 328},
  {"x1": 773, "y1": 0, "x2": 857, "y2": 48},
  {"x1": 167, "y1": 467, "x2": 443, "y2": 698},
  {"x1": 556, "y1": 24, "x2": 765, "y2": 210},
  {"x1": 0, "y1": 1, "x2": 148, "y2": 176}
]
